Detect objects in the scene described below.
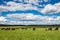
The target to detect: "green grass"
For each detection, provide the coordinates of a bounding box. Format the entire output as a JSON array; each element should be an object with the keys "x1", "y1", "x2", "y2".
[{"x1": 0, "y1": 28, "x2": 60, "y2": 40}]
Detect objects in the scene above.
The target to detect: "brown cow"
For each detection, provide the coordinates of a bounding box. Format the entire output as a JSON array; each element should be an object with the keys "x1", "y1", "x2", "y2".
[
  {"x1": 48, "y1": 28, "x2": 52, "y2": 30},
  {"x1": 4, "y1": 28, "x2": 10, "y2": 30}
]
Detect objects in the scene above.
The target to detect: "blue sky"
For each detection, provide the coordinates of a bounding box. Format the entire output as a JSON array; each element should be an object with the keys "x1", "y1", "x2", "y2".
[{"x1": 0, "y1": 0, "x2": 60, "y2": 25}]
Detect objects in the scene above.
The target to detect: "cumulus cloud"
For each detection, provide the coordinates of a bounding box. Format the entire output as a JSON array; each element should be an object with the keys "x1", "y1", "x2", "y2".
[
  {"x1": 7, "y1": 13, "x2": 47, "y2": 21},
  {"x1": 0, "y1": 0, "x2": 53, "y2": 14},
  {"x1": 0, "y1": 16, "x2": 7, "y2": 24},
  {"x1": 13, "y1": 0, "x2": 49, "y2": 3},
  {"x1": 24, "y1": 0, "x2": 38, "y2": 3},
  {"x1": 13, "y1": 0, "x2": 50, "y2": 7},
  {"x1": 0, "y1": 13, "x2": 60, "y2": 25},
  {"x1": 13, "y1": 0, "x2": 39, "y2": 4},
  {"x1": 0, "y1": 1, "x2": 50, "y2": 14},
  {"x1": 5, "y1": 13, "x2": 60, "y2": 25},
  {"x1": 41, "y1": 2, "x2": 60, "y2": 14},
  {"x1": 0, "y1": 1, "x2": 60, "y2": 25},
  {"x1": 7, "y1": 13, "x2": 41, "y2": 20},
  {"x1": 0, "y1": 1, "x2": 38, "y2": 13},
  {"x1": 0, "y1": 5, "x2": 8, "y2": 14},
  {"x1": 0, "y1": 0, "x2": 50, "y2": 13},
  {"x1": 0, "y1": 16, "x2": 7, "y2": 21},
  {"x1": 7, "y1": 13, "x2": 60, "y2": 21}
]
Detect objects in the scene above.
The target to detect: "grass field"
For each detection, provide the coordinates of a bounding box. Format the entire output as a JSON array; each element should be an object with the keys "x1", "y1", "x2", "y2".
[{"x1": 0, "y1": 26, "x2": 60, "y2": 40}]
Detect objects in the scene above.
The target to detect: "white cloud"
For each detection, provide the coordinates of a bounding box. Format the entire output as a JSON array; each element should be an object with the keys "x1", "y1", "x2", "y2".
[
  {"x1": 0, "y1": 1, "x2": 49, "y2": 14},
  {"x1": 7, "y1": 13, "x2": 60, "y2": 21},
  {"x1": 0, "y1": 5, "x2": 8, "y2": 14},
  {"x1": 41, "y1": 2, "x2": 60, "y2": 14},
  {"x1": 0, "y1": 1, "x2": 60, "y2": 25},
  {"x1": 0, "y1": 1, "x2": 38, "y2": 12},
  {"x1": 0, "y1": 13, "x2": 60, "y2": 25},
  {"x1": 6, "y1": 13, "x2": 60, "y2": 25},
  {"x1": 13, "y1": 0, "x2": 39, "y2": 4},
  {"x1": 7, "y1": 13, "x2": 41, "y2": 20},
  {"x1": 0, "y1": 0, "x2": 51, "y2": 14},
  {"x1": 24, "y1": 0, "x2": 38, "y2": 4},
  {"x1": 13, "y1": 0, "x2": 49, "y2": 3},
  {"x1": 0, "y1": 16, "x2": 7, "y2": 21}
]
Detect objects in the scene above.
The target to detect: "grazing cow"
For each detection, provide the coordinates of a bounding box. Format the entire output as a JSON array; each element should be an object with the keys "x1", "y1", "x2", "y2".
[
  {"x1": 48, "y1": 28, "x2": 52, "y2": 30},
  {"x1": 21, "y1": 28, "x2": 24, "y2": 29},
  {"x1": 1, "y1": 28, "x2": 5, "y2": 30},
  {"x1": 33, "y1": 28, "x2": 36, "y2": 30},
  {"x1": 1, "y1": 28, "x2": 10, "y2": 30},
  {"x1": 11, "y1": 28, "x2": 15, "y2": 30},
  {"x1": 55, "y1": 27, "x2": 58, "y2": 30},
  {"x1": 4, "y1": 28, "x2": 10, "y2": 30},
  {"x1": 5, "y1": 28, "x2": 8, "y2": 30},
  {"x1": 7, "y1": 28, "x2": 10, "y2": 30}
]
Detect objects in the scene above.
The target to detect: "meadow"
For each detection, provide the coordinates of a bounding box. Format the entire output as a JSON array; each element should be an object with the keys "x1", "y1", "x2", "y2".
[{"x1": 0, "y1": 26, "x2": 60, "y2": 40}]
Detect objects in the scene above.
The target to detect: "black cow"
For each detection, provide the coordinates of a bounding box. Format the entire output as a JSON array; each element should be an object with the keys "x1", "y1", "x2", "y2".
[
  {"x1": 11, "y1": 28, "x2": 15, "y2": 30},
  {"x1": 21, "y1": 28, "x2": 24, "y2": 29},
  {"x1": 1, "y1": 28, "x2": 5, "y2": 30},
  {"x1": 33, "y1": 28, "x2": 36, "y2": 30},
  {"x1": 55, "y1": 27, "x2": 58, "y2": 30}
]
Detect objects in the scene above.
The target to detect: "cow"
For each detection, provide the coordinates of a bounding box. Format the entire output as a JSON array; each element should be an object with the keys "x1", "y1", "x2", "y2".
[
  {"x1": 21, "y1": 28, "x2": 25, "y2": 29},
  {"x1": 4, "y1": 28, "x2": 10, "y2": 30},
  {"x1": 1, "y1": 28, "x2": 5, "y2": 30},
  {"x1": 11, "y1": 28, "x2": 15, "y2": 30},
  {"x1": 33, "y1": 28, "x2": 36, "y2": 30},
  {"x1": 48, "y1": 28, "x2": 52, "y2": 30},
  {"x1": 55, "y1": 27, "x2": 58, "y2": 30}
]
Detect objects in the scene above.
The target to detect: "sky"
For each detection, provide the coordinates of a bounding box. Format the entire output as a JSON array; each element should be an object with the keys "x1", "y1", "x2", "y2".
[{"x1": 0, "y1": 0, "x2": 60, "y2": 25}]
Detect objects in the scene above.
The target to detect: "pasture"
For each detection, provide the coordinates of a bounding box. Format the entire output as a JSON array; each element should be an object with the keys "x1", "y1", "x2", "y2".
[{"x1": 0, "y1": 25, "x2": 60, "y2": 40}]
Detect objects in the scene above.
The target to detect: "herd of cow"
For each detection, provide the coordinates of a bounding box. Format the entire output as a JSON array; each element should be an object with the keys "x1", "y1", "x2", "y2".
[
  {"x1": 0, "y1": 27, "x2": 59, "y2": 31},
  {"x1": 45, "y1": 27, "x2": 58, "y2": 31}
]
